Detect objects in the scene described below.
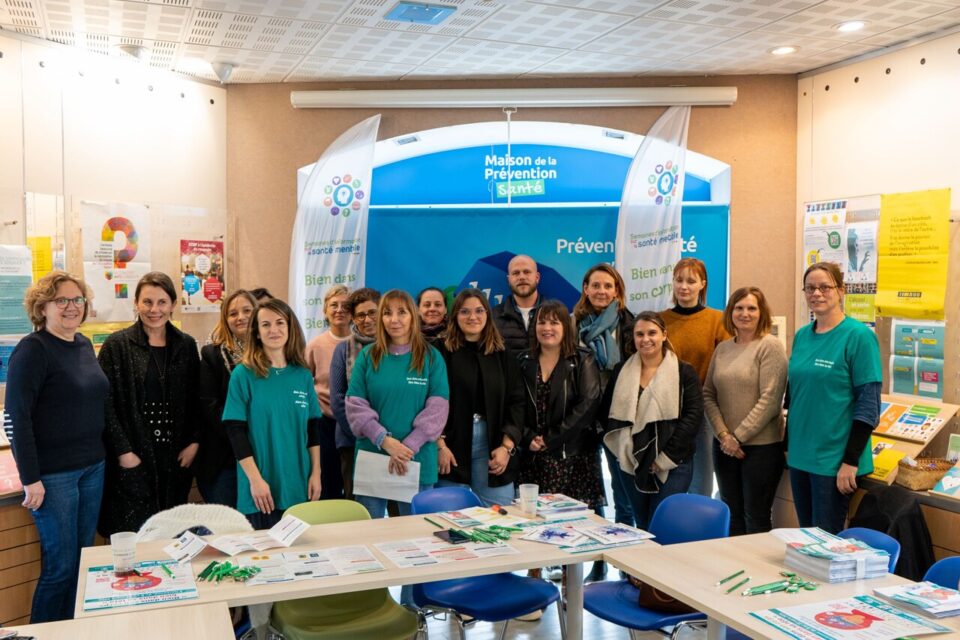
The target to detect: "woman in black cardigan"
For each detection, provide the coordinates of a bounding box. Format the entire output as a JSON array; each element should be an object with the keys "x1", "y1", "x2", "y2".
[
  {"x1": 598, "y1": 311, "x2": 704, "y2": 530},
  {"x1": 518, "y1": 300, "x2": 604, "y2": 509},
  {"x1": 192, "y1": 289, "x2": 257, "y2": 507},
  {"x1": 98, "y1": 272, "x2": 201, "y2": 536},
  {"x1": 436, "y1": 289, "x2": 525, "y2": 506}
]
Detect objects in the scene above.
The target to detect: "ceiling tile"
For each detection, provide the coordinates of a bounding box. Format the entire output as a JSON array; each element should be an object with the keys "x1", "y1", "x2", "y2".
[
  {"x1": 581, "y1": 18, "x2": 745, "y2": 58},
  {"x1": 525, "y1": 49, "x2": 661, "y2": 76},
  {"x1": 465, "y1": 1, "x2": 631, "y2": 48},
  {"x1": 859, "y1": 7, "x2": 960, "y2": 46},
  {"x1": 644, "y1": 0, "x2": 820, "y2": 31},
  {"x1": 185, "y1": 9, "x2": 328, "y2": 54},
  {"x1": 176, "y1": 42, "x2": 302, "y2": 81},
  {"x1": 310, "y1": 24, "x2": 455, "y2": 65},
  {"x1": 422, "y1": 38, "x2": 565, "y2": 74},
  {"x1": 337, "y1": 0, "x2": 499, "y2": 37},
  {"x1": 287, "y1": 55, "x2": 416, "y2": 81},
  {"x1": 196, "y1": 0, "x2": 344, "y2": 23},
  {"x1": 758, "y1": 0, "x2": 957, "y2": 42},
  {"x1": 529, "y1": 0, "x2": 664, "y2": 15},
  {"x1": 402, "y1": 65, "x2": 520, "y2": 79},
  {"x1": 0, "y1": 0, "x2": 45, "y2": 30},
  {"x1": 40, "y1": 0, "x2": 190, "y2": 41}
]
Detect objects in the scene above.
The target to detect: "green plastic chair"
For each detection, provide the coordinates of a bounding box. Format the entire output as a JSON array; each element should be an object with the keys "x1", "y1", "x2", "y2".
[{"x1": 271, "y1": 500, "x2": 421, "y2": 640}]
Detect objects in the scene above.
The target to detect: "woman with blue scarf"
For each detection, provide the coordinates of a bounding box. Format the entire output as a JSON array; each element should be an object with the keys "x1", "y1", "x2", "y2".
[{"x1": 572, "y1": 263, "x2": 635, "y2": 582}]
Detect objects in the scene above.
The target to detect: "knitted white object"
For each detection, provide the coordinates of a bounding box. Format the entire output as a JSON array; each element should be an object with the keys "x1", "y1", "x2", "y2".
[{"x1": 136, "y1": 503, "x2": 253, "y2": 542}]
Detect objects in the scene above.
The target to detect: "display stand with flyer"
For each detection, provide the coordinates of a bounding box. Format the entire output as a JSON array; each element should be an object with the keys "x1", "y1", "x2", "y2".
[
  {"x1": 866, "y1": 394, "x2": 958, "y2": 485},
  {"x1": 83, "y1": 559, "x2": 198, "y2": 611}
]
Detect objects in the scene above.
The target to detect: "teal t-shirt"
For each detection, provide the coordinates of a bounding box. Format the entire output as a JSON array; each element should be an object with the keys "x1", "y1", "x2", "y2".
[
  {"x1": 222, "y1": 363, "x2": 322, "y2": 515},
  {"x1": 787, "y1": 316, "x2": 882, "y2": 476},
  {"x1": 347, "y1": 345, "x2": 448, "y2": 485}
]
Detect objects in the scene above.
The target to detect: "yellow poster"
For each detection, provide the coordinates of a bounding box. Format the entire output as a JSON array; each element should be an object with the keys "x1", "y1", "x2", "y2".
[
  {"x1": 875, "y1": 188, "x2": 950, "y2": 320},
  {"x1": 26, "y1": 236, "x2": 53, "y2": 282}
]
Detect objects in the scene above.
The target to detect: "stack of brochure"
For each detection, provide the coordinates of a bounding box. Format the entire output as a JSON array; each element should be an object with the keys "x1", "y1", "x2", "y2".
[
  {"x1": 782, "y1": 531, "x2": 889, "y2": 583},
  {"x1": 874, "y1": 582, "x2": 960, "y2": 618},
  {"x1": 533, "y1": 494, "x2": 593, "y2": 520}
]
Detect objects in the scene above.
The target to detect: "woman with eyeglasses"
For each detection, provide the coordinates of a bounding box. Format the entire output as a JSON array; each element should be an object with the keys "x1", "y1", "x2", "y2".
[
  {"x1": 435, "y1": 289, "x2": 525, "y2": 507},
  {"x1": 786, "y1": 262, "x2": 881, "y2": 533},
  {"x1": 328, "y1": 287, "x2": 381, "y2": 499},
  {"x1": 193, "y1": 288, "x2": 257, "y2": 507},
  {"x1": 98, "y1": 272, "x2": 200, "y2": 537},
  {"x1": 417, "y1": 286, "x2": 448, "y2": 342},
  {"x1": 5, "y1": 272, "x2": 107, "y2": 622},
  {"x1": 305, "y1": 285, "x2": 352, "y2": 499}
]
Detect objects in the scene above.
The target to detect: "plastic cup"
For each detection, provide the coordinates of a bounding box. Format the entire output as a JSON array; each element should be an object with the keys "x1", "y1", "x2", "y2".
[
  {"x1": 519, "y1": 483, "x2": 539, "y2": 517},
  {"x1": 111, "y1": 531, "x2": 137, "y2": 576}
]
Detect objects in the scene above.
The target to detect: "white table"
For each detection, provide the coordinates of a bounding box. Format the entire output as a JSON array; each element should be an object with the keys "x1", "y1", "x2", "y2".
[{"x1": 10, "y1": 602, "x2": 234, "y2": 639}]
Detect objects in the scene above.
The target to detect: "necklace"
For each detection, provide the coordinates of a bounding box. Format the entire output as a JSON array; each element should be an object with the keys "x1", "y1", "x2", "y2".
[{"x1": 151, "y1": 346, "x2": 168, "y2": 386}]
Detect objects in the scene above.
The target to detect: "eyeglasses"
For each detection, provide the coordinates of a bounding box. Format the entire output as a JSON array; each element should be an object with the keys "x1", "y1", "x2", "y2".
[
  {"x1": 458, "y1": 308, "x2": 487, "y2": 317},
  {"x1": 802, "y1": 285, "x2": 838, "y2": 295},
  {"x1": 353, "y1": 311, "x2": 376, "y2": 321},
  {"x1": 53, "y1": 296, "x2": 86, "y2": 308}
]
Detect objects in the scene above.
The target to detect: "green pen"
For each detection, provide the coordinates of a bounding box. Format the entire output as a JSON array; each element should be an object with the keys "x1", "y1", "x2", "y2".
[
  {"x1": 725, "y1": 576, "x2": 750, "y2": 594},
  {"x1": 160, "y1": 563, "x2": 175, "y2": 578},
  {"x1": 424, "y1": 517, "x2": 445, "y2": 529},
  {"x1": 716, "y1": 569, "x2": 745, "y2": 586}
]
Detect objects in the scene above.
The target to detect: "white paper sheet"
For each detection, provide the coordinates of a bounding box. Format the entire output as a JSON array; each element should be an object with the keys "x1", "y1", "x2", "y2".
[
  {"x1": 353, "y1": 449, "x2": 421, "y2": 502},
  {"x1": 208, "y1": 515, "x2": 309, "y2": 556},
  {"x1": 163, "y1": 531, "x2": 208, "y2": 564}
]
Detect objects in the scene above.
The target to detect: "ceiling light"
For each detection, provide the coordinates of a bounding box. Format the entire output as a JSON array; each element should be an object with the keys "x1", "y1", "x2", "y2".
[
  {"x1": 835, "y1": 20, "x2": 867, "y2": 33},
  {"x1": 385, "y1": 2, "x2": 456, "y2": 25},
  {"x1": 116, "y1": 44, "x2": 147, "y2": 60},
  {"x1": 211, "y1": 62, "x2": 234, "y2": 84},
  {"x1": 769, "y1": 46, "x2": 798, "y2": 56}
]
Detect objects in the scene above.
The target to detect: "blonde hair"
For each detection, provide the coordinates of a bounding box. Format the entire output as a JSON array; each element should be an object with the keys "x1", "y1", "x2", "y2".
[
  {"x1": 211, "y1": 289, "x2": 258, "y2": 351},
  {"x1": 24, "y1": 270, "x2": 92, "y2": 330},
  {"x1": 243, "y1": 299, "x2": 308, "y2": 378},
  {"x1": 370, "y1": 290, "x2": 432, "y2": 374}
]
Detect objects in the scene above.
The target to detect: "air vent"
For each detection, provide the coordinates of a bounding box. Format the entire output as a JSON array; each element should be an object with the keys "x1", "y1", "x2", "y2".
[
  {"x1": 396, "y1": 135, "x2": 420, "y2": 145},
  {"x1": 603, "y1": 130, "x2": 625, "y2": 140},
  {"x1": 385, "y1": 2, "x2": 456, "y2": 26}
]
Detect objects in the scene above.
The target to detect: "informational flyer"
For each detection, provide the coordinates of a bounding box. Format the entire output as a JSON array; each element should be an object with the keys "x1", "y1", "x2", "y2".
[
  {"x1": 875, "y1": 401, "x2": 945, "y2": 443},
  {"x1": 208, "y1": 515, "x2": 309, "y2": 556},
  {"x1": 77, "y1": 321, "x2": 136, "y2": 355},
  {"x1": 891, "y1": 319, "x2": 945, "y2": 359},
  {"x1": 237, "y1": 546, "x2": 384, "y2": 586},
  {"x1": 875, "y1": 188, "x2": 950, "y2": 320},
  {"x1": 0, "y1": 337, "x2": 17, "y2": 383},
  {"x1": 26, "y1": 236, "x2": 53, "y2": 282},
  {"x1": 844, "y1": 221, "x2": 879, "y2": 324},
  {"x1": 802, "y1": 200, "x2": 847, "y2": 269},
  {"x1": 750, "y1": 595, "x2": 951, "y2": 640},
  {"x1": 0, "y1": 245, "x2": 33, "y2": 335},
  {"x1": 375, "y1": 537, "x2": 518, "y2": 569},
  {"x1": 80, "y1": 201, "x2": 152, "y2": 322},
  {"x1": 179, "y1": 239, "x2": 224, "y2": 313},
  {"x1": 890, "y1": 355, "x2": 944, "y2": 401},
  {"x1": 83, "y1": 560, "x2": 198, "y2": 611}
]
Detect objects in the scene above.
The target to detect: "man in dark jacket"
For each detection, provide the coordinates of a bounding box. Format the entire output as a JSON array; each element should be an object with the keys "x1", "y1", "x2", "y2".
[{"x1": 492, "y1": 254, "x2": 541, "y2": 354}]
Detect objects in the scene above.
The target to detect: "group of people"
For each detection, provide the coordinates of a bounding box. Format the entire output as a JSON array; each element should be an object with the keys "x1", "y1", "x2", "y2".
[{"x1": 6, "y1": 254, "x2": 881, "y2": 623}]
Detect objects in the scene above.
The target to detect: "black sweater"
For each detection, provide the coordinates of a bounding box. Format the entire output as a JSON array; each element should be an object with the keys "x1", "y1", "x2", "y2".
[{"x1": 5, "y1": 331, "x2": 108, "y2": 485}]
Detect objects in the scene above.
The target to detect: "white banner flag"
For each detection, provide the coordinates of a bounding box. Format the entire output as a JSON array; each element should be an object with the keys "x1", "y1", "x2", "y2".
[
  {"x1": 615, "y1": 106, "x2": 690, "y2": 313},
  {"x1": 289, "y1": 115, "x2": 381, "y2": 340}
]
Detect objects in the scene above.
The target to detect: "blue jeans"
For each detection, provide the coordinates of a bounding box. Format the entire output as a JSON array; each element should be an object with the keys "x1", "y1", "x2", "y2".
[
  {"x1": 619, "y1": 458, "x2": 693, "y2": 531},
  {"x1": 436, "y1": 418, "x2": 514, "y2": 507},
  {"x1": 197, "y1": 466, "x2": 237, "y2": 508},
  {"x1": 789, "y1": 467, "x2": 855, "y2": 534},
  {"x1": 714, "y1": 441, "x2": 784, "y2": 535},
  {"x1": 603, "y1": 444, "x2": 635, "y2": 526},
  {"x1": 29, "y1": 459, "x2": 105, "y2": 623},
  {"x1": 687, "y1": 417, "x2": 715, "y2": 497}
]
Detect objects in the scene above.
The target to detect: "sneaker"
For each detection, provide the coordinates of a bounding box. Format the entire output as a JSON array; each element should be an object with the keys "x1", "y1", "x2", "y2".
[
  {"x1": 545, "y1": 566, "x2": 563, "y2": 581},
  {"x1": 585, "y1": 560, "x2": 607, "y2": 583},
  {"x1": 515, "y1": 609, "x2": 544, "y2": 621}
]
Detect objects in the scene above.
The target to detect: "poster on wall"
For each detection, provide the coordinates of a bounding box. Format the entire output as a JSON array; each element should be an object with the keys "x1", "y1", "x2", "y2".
[
  {"x1": 891, "y1": 319, "x2": 945, "y2": 359},
  {"x1": 843, "y1": 218, "x2": 879, "y2": 326},
  {"x1": 889, "y1": 354, "x2": 944, "y2": 401},
  {"x1": 802, "y1": 199, "x2": 847, "y2": 269},
  {"x1": 179, "y1": 239, "x2": 224, "y2": 313},
  {"x1": 80, "y1": 202, "x2": 152, "y2": 322},
  {"x1": 26, "y1": 236, "x2": 54, "y2": 282},
  {"x1": 875, "y1": 188, "x2": 950, "y2": 320},
  {"x1": 0, "y1": 245, "x2": 33, "y2": 335}
]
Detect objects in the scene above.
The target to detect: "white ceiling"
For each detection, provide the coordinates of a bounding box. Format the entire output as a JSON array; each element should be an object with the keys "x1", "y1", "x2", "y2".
[{"x1": 2, "y1": 0, "x2": 959, "y2": 83}]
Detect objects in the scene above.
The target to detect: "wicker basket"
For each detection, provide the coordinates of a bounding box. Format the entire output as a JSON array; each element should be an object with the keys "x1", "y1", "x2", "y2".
[{"x1": 894, "y1": 458, "x2": 954, "y2": 491}]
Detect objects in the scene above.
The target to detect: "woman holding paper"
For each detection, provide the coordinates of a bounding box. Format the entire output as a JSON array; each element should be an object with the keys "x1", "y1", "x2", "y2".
[
  {"x1": 194, "y1": 288, "x2": 257, "y2": 507},
  {"x1": 222, "y1": 298, "x2": 323, "y2": 529},
  {"x1": 346, "y1": 289, "x2": 449, "y2": 518},
  {"x1": 6, "y1": 271, "x2": 107, "y2": 622},
  {"x1": 786, "y1": 262, "x2": 881, "y2": 533},
  {"x1": 435, "y1": 288, "x2": 524, "y2": 507},
  {"x1": 600, "y1": 311, "x2": 704, "y2": 530},
  {"x1": 703, "y1": 286, "x2": 787, "y2": 535}
]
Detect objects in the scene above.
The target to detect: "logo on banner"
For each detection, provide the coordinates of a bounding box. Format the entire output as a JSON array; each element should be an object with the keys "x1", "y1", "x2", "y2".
[
  {"x1": 647, "y1": 162, "x2": 680, "y2": 205},
  {"x1": 322, "y1": 174, "x2": 365, "y2": 217}
]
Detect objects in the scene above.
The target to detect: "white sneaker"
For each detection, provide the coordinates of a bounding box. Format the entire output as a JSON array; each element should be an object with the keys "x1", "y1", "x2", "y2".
[{"x1": 545, "y1": 566, "x2": 563, "y2": 581}]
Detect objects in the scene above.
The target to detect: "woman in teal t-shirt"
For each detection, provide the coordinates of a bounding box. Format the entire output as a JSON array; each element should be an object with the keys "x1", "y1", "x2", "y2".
[
  {"x1": 222, "y1": 299, "x2": 322, "y2": 530},
  {"x1": 787, "y1": 262, "x2": 881, "y2": 534},
  {"x1": 346, "y1": 289, "x2": 449, "y2": 519}
]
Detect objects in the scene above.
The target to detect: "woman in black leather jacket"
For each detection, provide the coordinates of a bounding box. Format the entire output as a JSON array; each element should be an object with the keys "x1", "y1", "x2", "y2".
[{"x1": 518, "y1": 300, "x2": 604, "y2": 510}]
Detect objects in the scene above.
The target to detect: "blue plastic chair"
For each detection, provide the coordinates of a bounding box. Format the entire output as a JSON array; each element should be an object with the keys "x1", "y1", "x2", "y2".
[
  {"x1": 838, "y1": 526, "x2": 901, "y2": 573},
  {"x1": 410, "y1": 486, "x2": 564, "y2": 640},
  {"x1": 923, "y1": 557, "x2": 960, "y2": 589},
  {"x1": 584, "y1": 493, "x2": 731, "y2": 640}
]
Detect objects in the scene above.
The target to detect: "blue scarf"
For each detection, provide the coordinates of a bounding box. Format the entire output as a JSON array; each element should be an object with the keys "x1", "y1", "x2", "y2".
[{"x1": 579, "y1": 301, "x2": 622, "y2": 370}]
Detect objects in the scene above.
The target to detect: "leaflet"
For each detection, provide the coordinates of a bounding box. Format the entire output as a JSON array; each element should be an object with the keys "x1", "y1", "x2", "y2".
[
  {"x1": 571, "y1": 522, "x2": 654, "y2": 546},
  {"x1": 163, "y1": 530, "x2": 209, "y2": 564},
  {"x1": 208, "y1": 515, "x2": 309, "y2": 555},
  {"x1": 438, "y1": 506, "x2": 529, "y2": 528},
  {"x1": 376, "y1": 536, "x2": 518, "y2": 569},
  {"x1": 83, "y1": 560, "x2": 198, "y2": 611},
  {"x1": 236, "y1": 545, "x2": 384, "y2": 586},
  {"x1": 522, "y1": 525, "x2": 588, "y2": 547}
]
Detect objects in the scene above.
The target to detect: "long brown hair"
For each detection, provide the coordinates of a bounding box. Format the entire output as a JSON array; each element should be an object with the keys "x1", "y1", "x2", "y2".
[
  {"x1": 370, "y1": 289, "x2": 432, "y2": 373},
  {"x1": 572, "y1": 263, "x2": 627, "y2": 322},
  {"x1": 243, "y1": 298, "x2": 308, "y2": 378},
  {"x1": 211, "y1": 289, "x2": 257, "y2": 351},
  {"x1": 532, "y1": 299, "x2": 577, "y2": 358},
  {"x1": 444, "y1": 288, "x2": 504, "y2": 355},
  {"x1": 671, "y1": 257, "x2": 708, "y2": 306},
  {"x1": 722, "y1": 286, "x2": 773, "y2": 337}
]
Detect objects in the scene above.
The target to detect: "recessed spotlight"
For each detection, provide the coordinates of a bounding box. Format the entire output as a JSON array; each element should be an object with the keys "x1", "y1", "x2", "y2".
[
  {"x1": 835, "y1": 20, "x2": 866, "y2": 33},
  {"x1": 769, "y1": 46, "x2": 798, "y2": 55}
]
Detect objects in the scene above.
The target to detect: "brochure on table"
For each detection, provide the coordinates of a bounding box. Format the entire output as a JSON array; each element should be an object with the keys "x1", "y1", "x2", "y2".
[
  {"x1": 438, "y1": 506, "x2": 529, "y2": 529},
  {"x1": 162, "y1": 515, "x2": 309, "y2": 563},
  {"x1": 750, "y1": 595, "x2": 952, "y2": 639},
  {"x1": 521, "y1": 522, "x2": 654, "y2": 553},
  {"x1": 83, "y1": 560, "x2": 198, "y2": 611},
  {"x1": 236, "y1": 546, "x2": 385, "y2": 586},
  {"x1": 375, "y1": 536, "x2": 519, "y2": 569},
  {"x1": 874, "y1": 581, "x2": 960, "y2": 618}
]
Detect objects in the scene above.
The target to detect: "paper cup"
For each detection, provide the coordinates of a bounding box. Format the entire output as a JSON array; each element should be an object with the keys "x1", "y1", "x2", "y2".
[
  {"x1": 110, "y1": 531, "x2": 137, "y2": 576},
  {"x1": 519, "y1": 483, "x2": 539, "y2": 517}
]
